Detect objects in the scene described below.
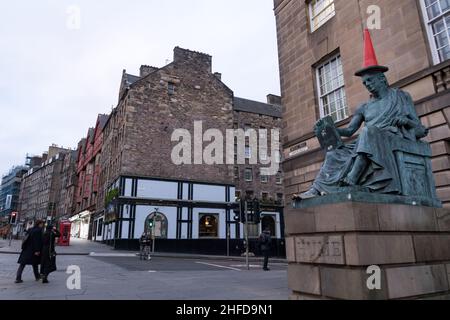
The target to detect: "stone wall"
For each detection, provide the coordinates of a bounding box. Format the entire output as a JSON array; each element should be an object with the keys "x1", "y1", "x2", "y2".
[{"x1": 286, "y1": 200, "x2": 450, "y2": 300}]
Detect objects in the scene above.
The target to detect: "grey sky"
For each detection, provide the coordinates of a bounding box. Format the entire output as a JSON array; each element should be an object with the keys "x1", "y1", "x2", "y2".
[{"x1": 0, "y1": 0, "x2": 280, "y2": 175}]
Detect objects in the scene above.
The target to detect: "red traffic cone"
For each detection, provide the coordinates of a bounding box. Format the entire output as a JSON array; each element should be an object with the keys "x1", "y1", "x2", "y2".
[{"x1": 355, "y1": 29, "x2": 389, "y2": 77}]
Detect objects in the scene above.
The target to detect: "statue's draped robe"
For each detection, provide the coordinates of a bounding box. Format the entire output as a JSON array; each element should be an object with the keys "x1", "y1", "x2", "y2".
[{"x1": 312, "y1": 88, "x2": 422, "y2": 194}]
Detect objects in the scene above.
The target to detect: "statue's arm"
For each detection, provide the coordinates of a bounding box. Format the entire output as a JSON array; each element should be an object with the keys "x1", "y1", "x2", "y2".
[{"x1": 337, "y1": 113, "x2": 364, "y2": 137}]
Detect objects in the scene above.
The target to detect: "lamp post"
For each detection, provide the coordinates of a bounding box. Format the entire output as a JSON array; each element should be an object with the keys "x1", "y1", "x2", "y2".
[{"x1": 152, "y1": 208, "x2": 158, "y2": 253}]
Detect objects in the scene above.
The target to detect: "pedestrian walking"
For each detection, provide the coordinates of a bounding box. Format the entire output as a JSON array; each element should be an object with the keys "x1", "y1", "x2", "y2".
[
  {"x1": 40, "y1": 225, "x2": 61, "y2": 283},
  {"x1": 139, "y1": 232, "x2": 152, "y2": 261},
  {"x1": 15, "y1": 220, "x2": 44, "y2": 283},
  {"x1": 258, "y1": 228, "x2": 272, "y2": 271}
]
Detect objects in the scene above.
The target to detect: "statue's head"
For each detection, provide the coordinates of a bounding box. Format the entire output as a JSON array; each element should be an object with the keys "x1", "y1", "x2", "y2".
[{"x1": 361, "y1": 72, "x2": 389, "y2": 97}]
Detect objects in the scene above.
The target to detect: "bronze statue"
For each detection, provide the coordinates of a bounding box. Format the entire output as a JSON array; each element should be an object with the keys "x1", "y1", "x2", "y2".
[{"x1": 300, "y1": 30, "x2": 429, "y2": 200}]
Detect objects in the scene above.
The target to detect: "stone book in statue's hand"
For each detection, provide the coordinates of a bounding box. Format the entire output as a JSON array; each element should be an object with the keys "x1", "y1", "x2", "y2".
[{"x1": 314, "y1": 116, "x2": 344, "y2": 152}]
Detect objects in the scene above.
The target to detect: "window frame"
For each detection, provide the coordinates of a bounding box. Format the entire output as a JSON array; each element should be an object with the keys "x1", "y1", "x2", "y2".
[
  {"x1": 419, "y1": 0, "x2": 450, "y2": 64},
  {"x1": 244, "y1": 168, "x2": 253, "y2": 182},
  {"x1": 309, "y1": 0, "x2": 336, "y2": 32},
  {"x1": 198, "y1": 213, "x2": 219, "y2": 238},
  {"x1": 315, "y1": 53, "x2": 349, "y2": 122}
]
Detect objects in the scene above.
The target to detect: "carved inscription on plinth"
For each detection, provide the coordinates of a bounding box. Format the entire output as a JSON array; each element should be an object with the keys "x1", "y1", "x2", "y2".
[{"x1": 295, "y1": 236, "x2": 345, "y2": 265}]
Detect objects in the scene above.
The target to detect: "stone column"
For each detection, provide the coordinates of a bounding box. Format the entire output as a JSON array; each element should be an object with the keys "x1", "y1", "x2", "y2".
[{"x1": 286, "y1": 198, "x2": 450, "y2": 300}]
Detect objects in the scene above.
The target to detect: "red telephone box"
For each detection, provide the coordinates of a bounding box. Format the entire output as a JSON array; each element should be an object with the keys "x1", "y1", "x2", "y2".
[{"x1": 58, "y1": 221, "x2": 71, "y2": 246}]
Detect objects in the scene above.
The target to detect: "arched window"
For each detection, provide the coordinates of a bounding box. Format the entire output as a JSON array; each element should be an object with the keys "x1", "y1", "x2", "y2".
[
  {"x1": 144, "y1": 212, "x2": 168, "y2": 239},
  {"x1": 199, "y1": 214, "x2": 219, "y2": 238},
  {"x1": 261, "y1": 215, "x2": 276, "y2": 238}
]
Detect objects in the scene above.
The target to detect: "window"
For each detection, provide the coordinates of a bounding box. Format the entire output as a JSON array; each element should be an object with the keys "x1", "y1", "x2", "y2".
[
  {"x1": 145, "y1": 212, "x2": 168, "y2": 238},
  {"x1": 262, "y1": 216, "x2": 276, "y2": 238},
  {"x1": 261, "y1": 175, "x2": 269, "y2": 183},
  {"x1": 245, "y1": 146, "x2": 252, "y2": 159},
  {"x1": 421, "y1": 0, "x2": 450, "y2": 63},
  {"x1": 245, "y1": 190, "x2": 254, "y2": 199},
  {"x1": 234, "y1": 167, "x2": 239, "y2": 179},
  {"x1": 235, "y1": 190, "x2": 242, "y2": 200},
  {"x1": 276, "y1": 172, "x2": 283, "y2": 185},
  {"x1": 277, "y1": 193, "x2": 284, "y2": 201},
  {"x1": 199, "y1": 214, "x2": 219, "y2": 238},
  {"x1": 97, "y1": 218, "x2": 103, "y2": 236},
  {"x1": 316, "y1": 54, "x2": 348, "y2": 122},
  {"x1": 168, "y1": 82, "x2": 175, "y2": 95},
  {"x1": 244, "y1": 168, "x2": 253, "y2": 182},
  {"x1": 262, "y1": 192, "x2": 269, "y2": 201},
  {"x1": 309, "y1": 0, "x2": 336, "y2": 32}
]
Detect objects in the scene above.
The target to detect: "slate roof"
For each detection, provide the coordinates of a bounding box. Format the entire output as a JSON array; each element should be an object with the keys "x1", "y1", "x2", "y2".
[
  {"x1": 233, "y1": 97, "x2": 282, "y2": 118},
  {"x1": 98, "y1": 114, "x2": 109, "y2": 131},
  {"x1": 125, "y1": 73, "x2": 140, "y2": 85}
]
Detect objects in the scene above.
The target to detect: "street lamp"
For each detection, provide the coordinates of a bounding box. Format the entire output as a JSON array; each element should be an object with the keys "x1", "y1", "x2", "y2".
[{"x1": 152, "y1": 208, "x2": 159, "y2": 253}]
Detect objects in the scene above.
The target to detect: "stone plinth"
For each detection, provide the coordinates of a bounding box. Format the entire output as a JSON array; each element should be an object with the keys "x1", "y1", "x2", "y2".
[{"x1": 286, "y1": 194, "x2": 450, "y2": 300}]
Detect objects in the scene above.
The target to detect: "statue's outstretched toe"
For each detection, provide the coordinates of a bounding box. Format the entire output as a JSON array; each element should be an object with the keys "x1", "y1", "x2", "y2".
[{"x1": 297, "y1": 188, "x2": 320, "y2": 200}]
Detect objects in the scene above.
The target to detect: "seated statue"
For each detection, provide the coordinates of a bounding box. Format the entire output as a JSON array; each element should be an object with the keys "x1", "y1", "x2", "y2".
[{"x1": 299, "y1": 30, "x2": 429, "y2": 200}]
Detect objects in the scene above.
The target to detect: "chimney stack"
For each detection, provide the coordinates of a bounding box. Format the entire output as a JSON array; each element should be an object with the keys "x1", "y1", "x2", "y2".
[
  {"x1": 267, "y1": 94, "x2": 282, "y2": 106},
  {"x1": 140, "y1": 65, "x2": 159, "y2": 77}
]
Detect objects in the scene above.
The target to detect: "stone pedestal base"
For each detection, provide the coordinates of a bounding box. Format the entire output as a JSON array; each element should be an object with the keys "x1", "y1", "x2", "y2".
[{"x1": 286, "y1": 198, "x2": 450, "y2": 300}]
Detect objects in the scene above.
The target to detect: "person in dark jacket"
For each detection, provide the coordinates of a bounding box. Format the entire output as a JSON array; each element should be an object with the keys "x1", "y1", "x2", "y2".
[
  {"x1": 15, "y1": 220, "x2": 44, "y2": 283},
  {"x1": 259, "y1": 228, "x2": 272, "y2": 271},
  {"x1": 40, "y1": 225, "x2": 61, "y2": 283}
]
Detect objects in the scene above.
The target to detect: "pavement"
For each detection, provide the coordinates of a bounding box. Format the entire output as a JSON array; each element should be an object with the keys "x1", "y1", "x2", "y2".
[
  {"x1": 0, "y1": 238, "x2": 289, "y2": 300},
  {"x1": 0, "y1": 238, "x2": 287, "y2": 263}
]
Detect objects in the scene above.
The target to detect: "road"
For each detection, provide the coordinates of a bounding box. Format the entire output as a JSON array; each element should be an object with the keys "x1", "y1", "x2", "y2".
[{"x1": 0, "y1": 253, "x2": 288, "y2": 300}]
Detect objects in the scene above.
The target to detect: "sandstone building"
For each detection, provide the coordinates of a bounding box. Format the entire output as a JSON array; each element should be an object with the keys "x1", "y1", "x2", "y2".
[
  {"x1": 274, "y1": 0, "x2": 450, "y2": 208},
  {"x1": 274, "y1": 0, "x2": 450, "y2": 299}
]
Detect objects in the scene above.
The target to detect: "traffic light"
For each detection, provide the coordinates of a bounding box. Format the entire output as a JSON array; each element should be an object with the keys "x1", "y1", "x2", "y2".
[
  {"x1": 253, "y1": 199, "x2": 261, "y2": 224},
  {"x1": 239, "y1": 199, "x2": 246, "y2": 223},
  {"x1": 233, "y1": 198, "x2": 247, "y2": 223},
  {"x1": 148, "y1": 219, "x2": 154, "y2": 228},
  {"x1": 10, "y1": 212, "x2": 18, "y2": 224},
  {"x1": 233, "y1": 200, "x2": 240, "y2": 222}
]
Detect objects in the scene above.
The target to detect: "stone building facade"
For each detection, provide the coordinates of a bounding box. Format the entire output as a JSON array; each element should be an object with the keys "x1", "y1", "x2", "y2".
[
  {"x1": 233, "y1": 96, "x2": 284, "y2": 204},
  {"x1": 274, "y1": 0, "x2": 450, "y2": 208},
  {"x1": 19, "y1": 146, "x2": 72, "y2": 226},
  {"x1": 71, "y1": 114, "x2": 108, "y2": 239},
  {"x1": 57, "y1": 150, "x2": 78, "y2": 221},
  {"x1": 95, "y1": 47, "x2": 284, "y2": 255}
]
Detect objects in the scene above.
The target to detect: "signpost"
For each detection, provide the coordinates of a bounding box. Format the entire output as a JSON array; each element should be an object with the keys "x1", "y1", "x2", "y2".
[{"x1": 8, "y1": 212, "x2": 18, "y2": 247}]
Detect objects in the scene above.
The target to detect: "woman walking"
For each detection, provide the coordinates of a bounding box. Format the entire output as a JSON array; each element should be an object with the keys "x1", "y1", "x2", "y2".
[{"x1": 40, "y1": 225, "x2": 61, "y2": 283}]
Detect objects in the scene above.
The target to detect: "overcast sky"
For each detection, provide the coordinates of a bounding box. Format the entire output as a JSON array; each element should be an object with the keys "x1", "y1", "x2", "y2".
[{"x1": 0, "y1": 0, "x2": 280, "y2": 175}]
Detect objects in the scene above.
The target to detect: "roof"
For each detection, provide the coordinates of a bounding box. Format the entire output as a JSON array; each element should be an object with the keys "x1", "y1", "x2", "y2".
[
  {"x1": 98, "y1": 114, "x2": 109, "y2": 131},
  {"x1": 233, "y1": 97, "x2": 282, "y2": 118},
  {"x1": 125, "y1": 73, "x2": 141, "y2": 85}
]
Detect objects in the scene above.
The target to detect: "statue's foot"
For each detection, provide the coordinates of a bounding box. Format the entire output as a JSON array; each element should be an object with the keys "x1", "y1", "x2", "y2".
[
  {"x1": 297, "y1": 188, "x2": 321, "y2": 200},
  {"x1": 340, "y1": 176, "x2": 357, "y2": 187}
]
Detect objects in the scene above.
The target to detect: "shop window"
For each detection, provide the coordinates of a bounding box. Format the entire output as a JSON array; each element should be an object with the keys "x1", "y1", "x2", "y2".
[{"x1": 199, "y1": 214, "x2": 219, "y2": 238}]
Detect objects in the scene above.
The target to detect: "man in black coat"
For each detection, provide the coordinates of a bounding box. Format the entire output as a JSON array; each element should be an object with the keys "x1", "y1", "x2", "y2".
[
  {"x1": 259, "y1": 228, "x2": 272, "y2": 271},
  {"x1": 15, "y1": 220, "x2": 44, "y2": 283}
]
